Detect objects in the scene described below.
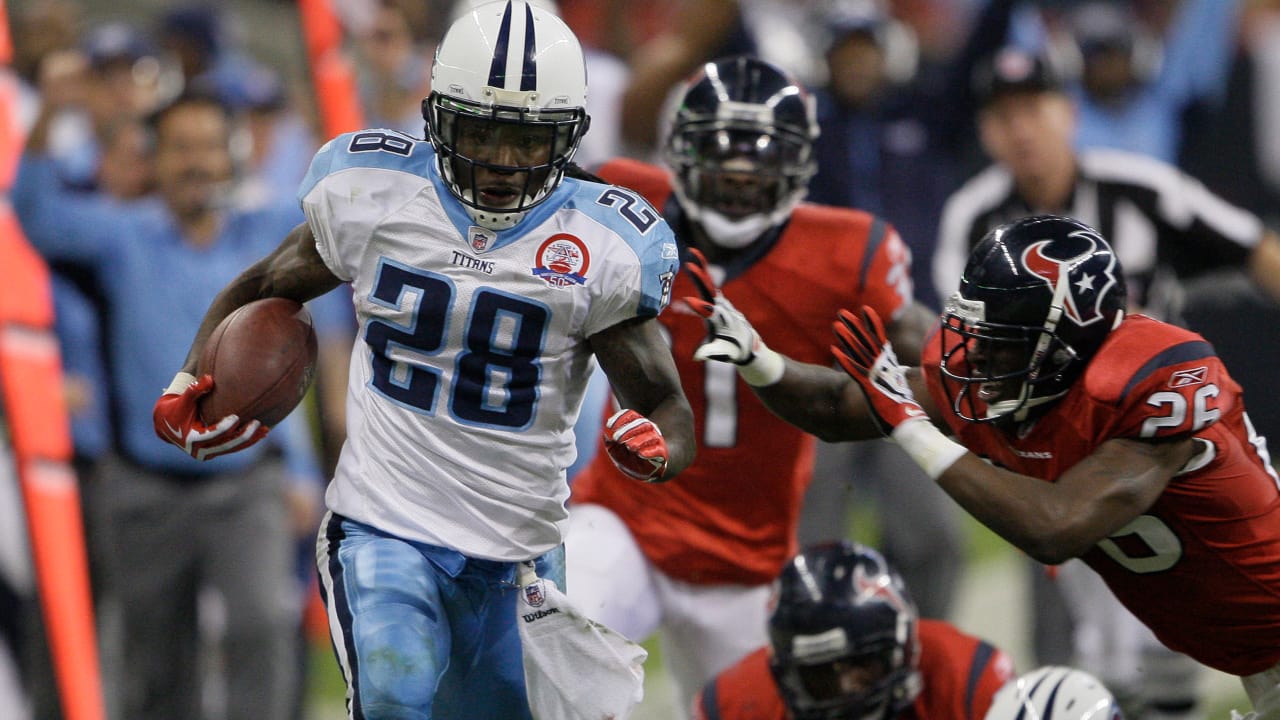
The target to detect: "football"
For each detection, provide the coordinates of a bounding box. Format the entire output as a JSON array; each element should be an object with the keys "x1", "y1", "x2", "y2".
[{"x1": 197, "y1": 297, "x2": 318, "y2": 427}]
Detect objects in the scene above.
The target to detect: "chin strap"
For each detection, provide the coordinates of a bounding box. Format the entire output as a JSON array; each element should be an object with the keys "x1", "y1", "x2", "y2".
[
  {"x1": 676, "y1": 181, "x2": 805, "y2": 249},
  {"x1": 695, "y1": 209, "x2": 774, "y2": 249}
]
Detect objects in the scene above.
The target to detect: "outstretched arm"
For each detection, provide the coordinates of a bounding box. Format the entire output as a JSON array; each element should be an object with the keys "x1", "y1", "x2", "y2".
[
  {"x1": 939, "y1": 436, "x2": 1193, "y2": 564},
  {"x1": 682, "y1": 248, "x2": 937, "y2": 442},
  {"x1": 828, "y1": 306, "x2": 1196, "y2": 562},
  {"x1": 688, "y1": 254, "x2": 1197, "y2": 562}
]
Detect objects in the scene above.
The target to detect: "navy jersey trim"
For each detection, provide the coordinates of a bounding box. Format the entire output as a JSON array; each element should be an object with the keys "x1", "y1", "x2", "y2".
[
  {"x1": 858, "y1": 217, "x2": 888, "y2": 293},
  {"x1": 965, "y1": 640, "x2": 997, "y2": 716},
  {"x1": 699, "y1": 679, "x2": 722, "y2": 720},
  {"x1": 1119, "y1": 340, "x2": 1215, "y2": 400}
]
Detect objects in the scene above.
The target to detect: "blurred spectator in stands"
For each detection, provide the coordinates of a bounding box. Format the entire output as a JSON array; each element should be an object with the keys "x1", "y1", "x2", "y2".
[
  {"x1": 232, "y1": 65, "x2": 319, "y2": 210},
  {"x1": 350, "y1": 0, "x2": 440, "y2": 137},
  {"x1": 17, "y1": 72, "x2": 324, "y2": 720},
  {"x1": 156, "y1": 3, "x2": 271, "y2": 112},
  {"x1": 44, "y1": 22, "x2": 171, "y2": 192},
  {"x1": 10, "y1": 0, "x2": 81, "y2": 115},
  {"x1": 1049, "y1": 0, "x2": 1240, "y2": 162},
  {"x1": 616, "y1": 0, "x2": 812, "y2": 156},
  {"x1": 808, "y1": 0, "x2": 1026, "y2": 308},
  {"x1": 558, "y1": 0, "x2": 678, "y2": 59}
]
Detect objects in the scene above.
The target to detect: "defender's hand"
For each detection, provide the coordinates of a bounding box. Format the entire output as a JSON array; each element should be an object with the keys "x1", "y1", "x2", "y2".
[
  {"x1": 832, "y1": 307, "x2": 928, "y2": 435},
  {"x1": 153, "y1": 372, "x2": 268, "y2": 461},
  {"x1": 688, "y1": 293, "x2": 761, "y2": 366},
  {"x1": 683, "y1": 248, "x2": 784, "y2": 385},
  {"x1": 603, "y1": 409, "x2": 668, "y2": 483}
]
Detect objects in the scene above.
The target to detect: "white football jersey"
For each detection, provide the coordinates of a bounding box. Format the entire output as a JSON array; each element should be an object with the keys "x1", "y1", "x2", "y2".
[{"x1": 299, "y1": 130, "x2": 678, "y2": 560}]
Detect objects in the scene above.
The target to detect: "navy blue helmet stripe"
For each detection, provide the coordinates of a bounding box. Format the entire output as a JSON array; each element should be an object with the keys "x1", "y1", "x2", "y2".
[
  {"x1": 1015, "y1": 669, "x2": 1056, "y2": 720},
  {"x1": 1041, "y1": 669, "x2": 1068, "y2": 720},
  {"x1": 488, "y1": 1, "x2": 515, "y2": 88},
  {"x1": 520, "y1": 1, "x2": 537, "y2": 91},
  {"x1": 1119, "y1": 340, "x2": 1215, "y2": 400}
]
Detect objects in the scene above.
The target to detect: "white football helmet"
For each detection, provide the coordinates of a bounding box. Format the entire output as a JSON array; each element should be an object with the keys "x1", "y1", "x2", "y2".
[
  {"x1": 985, "y1": 666, "x2": 1124, "y2": 720},
  {"x1": 424, "y1": 0, "x2": 590, "y2": 230}
]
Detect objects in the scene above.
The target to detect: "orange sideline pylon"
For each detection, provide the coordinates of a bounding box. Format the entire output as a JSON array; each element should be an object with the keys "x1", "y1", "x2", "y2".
[
  {"x1": 297, "y1": 0, "x2": 365, "y2": 139},
  {"x1": 0, "y1": 0, "x2": 106, "y2": 716}
]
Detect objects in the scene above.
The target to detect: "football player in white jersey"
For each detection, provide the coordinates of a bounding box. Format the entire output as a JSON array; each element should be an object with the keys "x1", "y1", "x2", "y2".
[{"x1": 151, "y1": 2, "x2": 695, "y2": 717}]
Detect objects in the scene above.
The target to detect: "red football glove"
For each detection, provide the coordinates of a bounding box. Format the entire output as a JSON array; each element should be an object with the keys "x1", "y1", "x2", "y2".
[
  {"x1": 831, "y1": 307, "x2": 928, "y2": 435},
  {"x1": 153, "y1": 372, "x2": 269, "y2": 461},
  {"x1": 602, "y1": 409, "x2": 668, "y2": 483}
]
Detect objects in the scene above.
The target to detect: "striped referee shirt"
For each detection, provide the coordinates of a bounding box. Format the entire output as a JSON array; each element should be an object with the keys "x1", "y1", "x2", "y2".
[{"x1": 933, "y1": 148, "x2": 1264, "y2": 319}]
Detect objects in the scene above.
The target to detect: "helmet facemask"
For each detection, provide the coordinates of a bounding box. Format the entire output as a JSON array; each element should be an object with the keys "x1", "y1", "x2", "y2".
[
  {"x1": 939, "y1": 294, "x2": 1079, "y2": 425},
  {"x1": 426, "y1": 90, "x2": 588, "y2": 231},
  {"x1": 773, "y1": 644, "x2": 919, "y2": 720},
  {"x1": 769, "y1": 543, "x2": 921, "y2": 720},
  {"x1": 667, "y1": 119, "x2": 814, "y2": 248}
]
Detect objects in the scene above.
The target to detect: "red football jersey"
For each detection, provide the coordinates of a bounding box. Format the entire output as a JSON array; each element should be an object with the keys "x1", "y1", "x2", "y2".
[
  {"x1": 691, "y1": 619, "x2": 1014, "y2": 720},
  {"x1": 924, "y1": 315, "x2": 1280, "y2": 675},
  {"x1": 571, "y1": 158, "x2": 913, "y2": 585}
]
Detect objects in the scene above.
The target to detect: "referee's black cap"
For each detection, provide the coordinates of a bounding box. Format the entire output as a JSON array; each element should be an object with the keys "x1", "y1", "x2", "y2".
[{"x1": 973, "y1": 46, "x2": 1063, "y2": 108}]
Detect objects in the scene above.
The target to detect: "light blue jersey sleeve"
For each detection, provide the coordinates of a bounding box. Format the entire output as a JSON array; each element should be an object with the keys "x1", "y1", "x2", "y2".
[
  {"x1": 563, "y1": 179, "x2": 679, "y2": 321},
  {"x1": 297, "y1": 128, "x2": 430, "y2": 204},
  {"x1": 298, "y1": 129, "x2": 436, "y2": 283}
]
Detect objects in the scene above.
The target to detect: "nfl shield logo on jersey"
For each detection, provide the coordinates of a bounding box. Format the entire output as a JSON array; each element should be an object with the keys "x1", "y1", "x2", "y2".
[
  {"x1": 470, "y1": 227, "x2": 495, "y2": 253},
  {"x1": 524, "y1": 580, "x2": 545, "y2": 608}
]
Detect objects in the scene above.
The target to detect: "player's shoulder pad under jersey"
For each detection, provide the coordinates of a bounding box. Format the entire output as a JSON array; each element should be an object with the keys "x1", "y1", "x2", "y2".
[
  {"x1": 1083, "y1": 316, "x2": 1223, "y2": 405},
  {"x1": 561, "y1": 177, "x2": 680, "y2": 315},
  {"x1": 298, "y1": 129, "x2": 430, "y2": 204}
]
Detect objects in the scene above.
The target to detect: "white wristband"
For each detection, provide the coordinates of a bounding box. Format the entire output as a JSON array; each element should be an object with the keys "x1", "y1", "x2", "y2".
[
  {"x1": 164, "y1": 371, "x2": 198, "y2": 396},
  {"x1": 890, "y1": 418, "x2": 968, "y2": 480},
  {"x1": 738, "y1": 346, "x2": 786, "y2": 387}
]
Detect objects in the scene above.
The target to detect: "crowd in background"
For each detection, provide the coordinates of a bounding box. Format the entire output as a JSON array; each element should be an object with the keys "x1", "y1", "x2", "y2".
[{"x1": 2, "y1": 0, "x2": 1279, "y2": 718}]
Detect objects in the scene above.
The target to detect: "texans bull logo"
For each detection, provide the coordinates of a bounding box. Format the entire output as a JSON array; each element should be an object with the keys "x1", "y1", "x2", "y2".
[{"x1": 1021, "y1": 229, "x2": 1119, "y2": 327}]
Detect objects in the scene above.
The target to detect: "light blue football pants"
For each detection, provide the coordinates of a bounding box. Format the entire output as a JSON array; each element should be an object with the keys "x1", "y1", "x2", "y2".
[{"x1": 316, "y1": 512, "x2": 566, "y2": 719}]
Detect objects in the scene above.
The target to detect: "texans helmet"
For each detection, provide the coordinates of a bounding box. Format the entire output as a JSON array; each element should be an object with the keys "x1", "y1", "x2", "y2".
[
  {"x1": 985, "y1": 666, "x2": 1125, "y2": 720},
  {"x1": 768, "y1": 541, "x2": 921, "y2": 720},
  {"x1": 423, "y1": 0, "x2": 590, "y2": 230},
  {"x1": 663, "y1": 55, "x2": 818, "y2": 249},
  {"x1": 940, "y1": 214, "x2": 1126, "y2": 424}
]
